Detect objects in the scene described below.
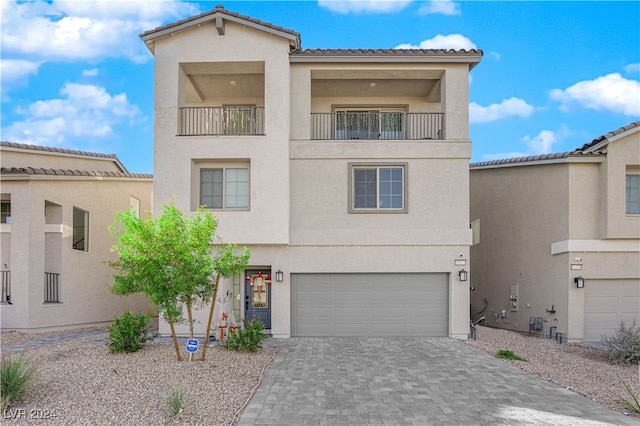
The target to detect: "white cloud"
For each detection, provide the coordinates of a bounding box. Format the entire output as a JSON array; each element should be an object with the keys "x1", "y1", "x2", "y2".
[
  {"x1": 2, "y1": 83, "x2": 141, "y2": 146},
  {"x1": 482, "y1": 126, "x2": 570, "y2": 161},
  {"x1": 83, "y1": 68, "x2": 99, "y2": 77},
  {"x1": 489, "y1": 51, "x2": 500, "y2": 60},
  {"x1": 318, "y1": 0, "x2": 413, "y2": 14},
  {"x1": 418, "y1": 0, "x2": 460, "y2": 16},
  {"x1": 469, "y1": 97, "x2": 534, "y2": 123},
  {"x1": 550, "y1": 73, "x2": 640, "y2": 117},
  {"x1": 0, "y1": 59, "x2": 42, "y2": 83},
  {"x1": 396, "y1": 34, "x2": 476, "y2": 50},
  {"x1": 0, "y1": 0, "x2": 198, "y2": 84},
  {"x1": 625, "y1": 63, "x2": 640, "y2": 74}
]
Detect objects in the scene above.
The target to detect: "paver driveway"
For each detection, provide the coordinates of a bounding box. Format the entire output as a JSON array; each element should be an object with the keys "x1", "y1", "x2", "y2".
[{"x1": 238, "y1": 338, "x2": 639, "y2": 425}]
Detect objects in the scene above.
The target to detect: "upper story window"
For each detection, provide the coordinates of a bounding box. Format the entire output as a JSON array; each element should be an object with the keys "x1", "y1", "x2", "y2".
[
  {"x1": 200, "y1": 167, "x2": 249, "y2": 209},
  {"x1": 72, "y1": 207, "x2": 89, "y2": 252},
  {"x1": 0, "y1": 200, "x2": 10, "y2": 224},
  {"x1": 627, "y1": 174, "x2": 640, "y2": 214},
  {"x1": 349, "y1": 163, "x2": 407, "y2": 213}
]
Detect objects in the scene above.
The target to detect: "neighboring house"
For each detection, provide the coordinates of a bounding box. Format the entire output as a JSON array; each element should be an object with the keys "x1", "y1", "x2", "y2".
[
  {"x1": 469, "y1": 122, "x2": 640, "y2": 343},
  {"x1": 0, "y1": 141, "x2": 153, "y2": 331},
  {"x1": 141, "y1": 6, "x2": 482, "y2": 338}
]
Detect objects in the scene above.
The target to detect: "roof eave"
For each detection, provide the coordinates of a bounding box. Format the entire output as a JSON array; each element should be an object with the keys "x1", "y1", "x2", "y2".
[
  {"x1": 470, "y1": 154, "x2": 605, "y2": 170},
  {"x1": 289, "y1": 53, "x2": 482, "y2": 68}
]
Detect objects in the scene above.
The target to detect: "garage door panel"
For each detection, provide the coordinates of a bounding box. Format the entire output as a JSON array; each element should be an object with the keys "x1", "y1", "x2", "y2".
[
  {"x1": 584, "y1": 279, "x2": 640, "y2": 342},
  {"x1": 291, "y1": 273, "x2": 448, "y2": 337}
]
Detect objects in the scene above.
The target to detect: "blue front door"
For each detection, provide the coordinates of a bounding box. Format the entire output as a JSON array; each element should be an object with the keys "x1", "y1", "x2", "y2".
[{"x1": 245, "y1": 269, "x2": 271, "y2": 329}]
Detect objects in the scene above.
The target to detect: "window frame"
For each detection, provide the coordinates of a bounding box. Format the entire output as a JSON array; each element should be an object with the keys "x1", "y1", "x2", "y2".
[
  {"x1": 348, "y1": 162, "x2": 408, "y2": 214},
  {"x1": 72, "y1": 207, "x2": 89, "y2": 252},
  {"x1": 0, "y1": 201, "x2": 10, "y2": 224},
  {"x1": 199, "y1": 166, "x2": 250, "y2": 210},
  {"x1": 626, "y1": 172, "x2": 640, "y2": 215}
]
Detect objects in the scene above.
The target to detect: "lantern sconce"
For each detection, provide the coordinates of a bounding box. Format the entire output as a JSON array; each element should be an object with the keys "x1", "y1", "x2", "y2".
[
  {"x1": 574, "y1": 276, "x2": 585, "y2": 288},
  {"x1": 275, "y1": 270, "x2": 284, "y2": 283},
  {"x1": 458, "y1": 269, "x2": 468, "y2": 282}
]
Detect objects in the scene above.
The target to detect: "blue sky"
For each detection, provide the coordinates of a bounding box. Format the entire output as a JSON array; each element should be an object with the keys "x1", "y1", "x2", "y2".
[{"x1": 2, "y1": 0, "x2": 639, "y2": 174}]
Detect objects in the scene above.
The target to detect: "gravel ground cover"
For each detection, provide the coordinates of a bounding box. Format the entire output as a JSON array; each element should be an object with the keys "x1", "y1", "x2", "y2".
[
  {"x1": 1, "y1": 331, "x2": 278, "y2": 425},
  {"x1": 465, "y1": 325, "x2": 640, "y2": 419},
  {"x1": 1, "y1": 325, "x2": 639, "y2": 424}
]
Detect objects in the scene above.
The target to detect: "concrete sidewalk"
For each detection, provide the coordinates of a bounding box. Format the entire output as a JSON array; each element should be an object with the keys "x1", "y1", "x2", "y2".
[{"x1": 239, "y1": 337, "x2": 639, "y2": 425}]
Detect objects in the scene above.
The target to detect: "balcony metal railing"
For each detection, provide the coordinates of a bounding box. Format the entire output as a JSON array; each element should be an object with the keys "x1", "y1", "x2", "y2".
[
  {"x1": 178, "y1": 106, "x2": 265, "y2": 136},
  {"x1": 311, "y1": 112, "x2": 444, "y2": 140},
  {"x1": 1, "y1": 271, "x2": 10, "y2": 304},
  {"x1": 44, "y1": 272, "x2": 60, "y2": 303}
]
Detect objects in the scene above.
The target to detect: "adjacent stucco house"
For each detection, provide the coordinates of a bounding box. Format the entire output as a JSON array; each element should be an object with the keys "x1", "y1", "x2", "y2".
[
  {"x1": 141, "y1": 6, "x2": 482, "y2": 339},
  {"x1": 469, "y1": 122, "x2": 640, "y2": 343},
  {"x1": 0, "y1": 141, "x2": 153, "y2": 331}
]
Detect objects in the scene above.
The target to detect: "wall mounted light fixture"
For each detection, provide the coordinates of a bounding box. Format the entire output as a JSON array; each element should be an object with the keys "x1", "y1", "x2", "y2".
[
  {"x1": 275, "y1": 269, "x2": 284, "y2": 283},
  {"x1": 458, "y1": 269, "x2": 468, "y2": 282},
  {"x1": 574, "y1": 276, "x2": 585, "y2": 288}
]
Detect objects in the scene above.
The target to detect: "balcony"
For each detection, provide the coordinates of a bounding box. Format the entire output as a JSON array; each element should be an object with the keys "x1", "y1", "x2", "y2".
[
  {"x1": 311, "y1": 112, "x2": 444, "y2": 141},
  {"x1": 178, "y1": 106, "x2": 265, "y2": 136}
]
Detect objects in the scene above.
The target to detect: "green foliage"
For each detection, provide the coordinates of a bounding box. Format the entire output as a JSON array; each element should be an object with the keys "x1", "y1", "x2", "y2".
[
  {"x1": 1, "y1": 354, "x2": 35, "y2": 408},
  {"x1": 223, "y1": 319, "x2": 267, "y2": 352},
  {"x1": 107, "y1": 311, "x2": 151, "y2": 353},
  {"x1": 496, "y1": 349, "x2": 526, "y2": 361},
  {"x1": 109, "y1": 201, "x2": 218, "y2": 326},
  {"x1": 213, "y1": 244, "x2": 251, "y2": 280},
  {"x1": 618, "y1": 377, "x2": 640, "y2": 414},
  {"x1": 601, "y1": 320, "x2": 640, "y2": 365},
  {"x1": 167, "y1": 387, "x2": 184, "y2": 415}
]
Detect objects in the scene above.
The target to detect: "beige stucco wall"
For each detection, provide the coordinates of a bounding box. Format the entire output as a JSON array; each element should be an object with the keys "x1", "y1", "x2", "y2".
[
  {"x1": 0, "y1": 176, "x2": 153, "y2": 331},
  {"x1": 470, "y1": 163, "x2": 571, "y2": 337},
  {"x1": 471, "y1": 130, "x2": 640, "y2": 342},
  {"x1": 151, "y1": 17, "x2": 475, "y2": 340}
]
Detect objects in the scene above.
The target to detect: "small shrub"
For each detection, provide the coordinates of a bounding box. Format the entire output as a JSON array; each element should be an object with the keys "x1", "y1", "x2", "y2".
[
  {"x1": 107, "y1": 311, "x2": 151, "y2": 353},
  {"x1": 167, "y1": 387, "x2": 184, "y2": 415},
  {"x1": 223, "y1": 319, "x2": 267, "y2": 352},
  {"x1": 601, "y1": 320, "x2": 640, "y2": 365},
  {"x1": 496, "y1": 349, "x2": 526, "y2": 361},
  {"x1": 1, "y1": 354, "x2": 35, "y2": 408},
  {"x1": 618, "y1": 377, "x2": 640, "y2": 414}
]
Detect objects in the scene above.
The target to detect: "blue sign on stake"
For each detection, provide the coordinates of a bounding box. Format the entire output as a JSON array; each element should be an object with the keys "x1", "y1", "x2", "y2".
[{"x1": 186, "y1": 339, "x2": 199, "y2": 353}]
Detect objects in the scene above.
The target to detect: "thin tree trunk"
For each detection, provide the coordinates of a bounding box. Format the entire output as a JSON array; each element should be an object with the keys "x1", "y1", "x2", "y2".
[
  {"x1": 168, "y1": 320, "x2": 182, "y2": 361},
  {"x1": 201, "y1": 274, "x2": 221, "y2": 361},
  {"x1": 186, "y1": 299, "x2": 194, "y2": 339}
]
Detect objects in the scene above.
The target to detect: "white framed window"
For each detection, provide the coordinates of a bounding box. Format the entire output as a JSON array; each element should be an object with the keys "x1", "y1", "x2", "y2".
[
  {"x1": 627, "y1": 173, "x2": 640, "y2": 214},
  {"x1": 349, "y1": 163, "x2": 407, "y2": 213},
  {"x1": 72, "y1": 207, "x2": 89, "y2": 252},
  {"x1": 200, "y1": 167, "x2": 249, "y2": 209},
  {"x1": 0, "y1": 200, "x2": 10, "y2": 224}
]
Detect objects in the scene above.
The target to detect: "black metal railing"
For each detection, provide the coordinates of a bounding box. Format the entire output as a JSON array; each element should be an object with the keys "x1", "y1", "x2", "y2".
[
  {"x1": 311, "y1": 112, "x2": 444, "y2": 140},
  {"x1": 178, "y1": 106, "x2": 265, "y2": 136},
  {"x1": 44, "y1": 272, "x2": 60, "y2": 303},
  {"x1": 1, "y1": 271, "x2": 10, "y2": 303}
]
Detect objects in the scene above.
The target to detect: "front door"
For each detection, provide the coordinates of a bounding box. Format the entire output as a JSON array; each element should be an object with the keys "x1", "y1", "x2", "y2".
[{"x1": 245, "y1": 269, "x2": 271, "y2": 329}]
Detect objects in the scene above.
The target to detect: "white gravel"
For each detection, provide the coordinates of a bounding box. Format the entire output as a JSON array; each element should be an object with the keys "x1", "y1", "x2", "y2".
[
  {"x1": 2, "y1": 325, "x2": 639, "y2": 424},
  {"x1": 465, "y1": 325, "x2": 640, "y2": 419}
]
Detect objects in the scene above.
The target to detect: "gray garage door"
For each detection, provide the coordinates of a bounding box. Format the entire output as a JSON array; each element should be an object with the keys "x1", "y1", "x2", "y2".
[
  {"x1": 291, "y1": 273, "x2": 448, "y2": 337},
  {"x1": 584, "y1": 279, "x2": 640, "y2": 343}
]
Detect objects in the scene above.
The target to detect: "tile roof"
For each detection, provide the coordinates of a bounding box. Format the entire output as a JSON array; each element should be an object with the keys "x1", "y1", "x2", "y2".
[
  {"x1": 1, "y1": 167, "x2": 152, "y2": 179},
  {"x1": 469, "y1": 151, "x2": 604, "y2": 169},
  {"x1": 470, "y1": 121, "x2": 639, "y2": 169},
  {"x1": 140, "y1": 4, "x2": 300, "y2": 46},
  {"x1": 292, "y1": 48, "x2": 484, "y2": 56},
  {"x1": 1, "y1": 141, "x2": 119, "y2": 161},
  {"x1": 574, "y1": 121, "x2": 640, "y2": 153}
]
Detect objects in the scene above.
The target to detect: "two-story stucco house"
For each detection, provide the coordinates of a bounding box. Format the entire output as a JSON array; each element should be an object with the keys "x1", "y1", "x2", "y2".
[
  {"x1": 0, "y1": 141, "x2": 153, "y2": 331},
  {"x1": 141, "y1": 6, "x2": 482, "y2": 339},
  {"x1": 470, "y1": 122, "x2": 640, "y2": 343}
]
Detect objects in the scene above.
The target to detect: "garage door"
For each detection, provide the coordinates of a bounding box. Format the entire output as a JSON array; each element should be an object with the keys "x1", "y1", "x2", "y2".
[
  {"x1": 291, "y1": 273, "x2": 448, "y2": 337},
  {"x1": 584, "y1": 279, "x2": 640, "y2": 343}
]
